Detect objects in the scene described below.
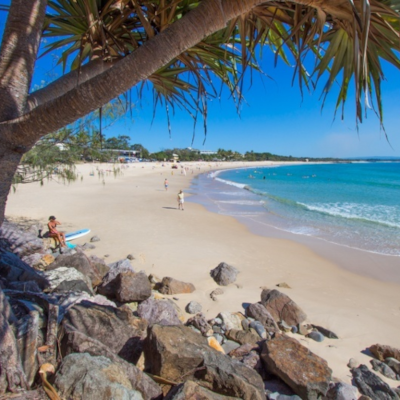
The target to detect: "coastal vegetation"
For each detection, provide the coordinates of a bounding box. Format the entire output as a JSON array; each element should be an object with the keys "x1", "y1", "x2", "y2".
[{"x1": 0, "y1": 0, "x2": 399, "y2": 226}]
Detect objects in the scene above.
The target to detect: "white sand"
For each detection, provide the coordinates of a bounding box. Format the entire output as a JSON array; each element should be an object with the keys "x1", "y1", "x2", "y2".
[{"x1": 5, "y1": 161, "x2": 400, "y2": 385}]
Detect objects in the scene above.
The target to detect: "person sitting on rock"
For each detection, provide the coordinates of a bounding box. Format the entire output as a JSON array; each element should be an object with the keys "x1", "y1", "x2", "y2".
[{"x1": 47, "y1": 216, "x2": 67, "y2": 248}]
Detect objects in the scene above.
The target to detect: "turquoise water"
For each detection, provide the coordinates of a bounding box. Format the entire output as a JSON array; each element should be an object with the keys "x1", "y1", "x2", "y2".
[{"x1": 190, "y1": 162, "x2": 400, "y2": 256}]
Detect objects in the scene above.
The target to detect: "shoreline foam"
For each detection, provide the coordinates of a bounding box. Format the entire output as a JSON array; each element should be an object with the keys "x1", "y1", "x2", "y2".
[{"x1": 5, "y1": 161, "x2": 400, "y2": 384}]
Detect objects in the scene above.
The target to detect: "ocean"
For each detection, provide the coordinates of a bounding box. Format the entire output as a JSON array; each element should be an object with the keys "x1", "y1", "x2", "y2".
[{"x1": 189, "y1": 162, "x2": 400, "y2": 257}]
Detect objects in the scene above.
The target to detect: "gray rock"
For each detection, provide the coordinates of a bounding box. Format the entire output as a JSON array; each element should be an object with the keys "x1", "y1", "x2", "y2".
[
  {"x1": 186, "y1": 313, "x2": 212, "y2": 336},
  {"x1": 127, "y1": 254, "x2": 135, "y2": 260},
  {"x1": 307, "y1": 331, "x2": 325, "y2": 342},
  {"x1": 144, "y1": 324, "x2": 266, "y2": 399},
  {"x1": 90, "y1": 235, "x2": 100, "y2": 242},
  {"x1": 222, "y1": 339, "x2": 241, "y2": 354},
  {"x1": 115, "y1": 271, "x2": 152, "y2": 302},
  {"x1": 62, "y1": 300, "x2": 147, "y2": 364},
  {"x1": 137, "y1": 297, "x2": 182, "y2": 326},
  {"x1": 46, "y1": 251, "x2": 102, "y2": 287},
  {"x1": 97, "y1": 259, "x2": 135, "y2": 297},
  {"x1": 226, "y1": 329, "x2": 262, "y2": 346},
  {"x1": 348, "y1": 358, "x2": 359, "y2": 369},
  {"x1": 54, "y1": 353, "x2": 143, "y2": 399},
  {"x1": 186, "y1": 301, "x2": 202, "y2": 314},
  {"x1": 269, "y1": 394, "x2": 302, "y2": 400},
  {"x1": 210, "y1": 262, "x2": 239, "y2": 286},
  {"x1": 80, "y1": 242, "x2": 96, "y2": 250},
  {"x1": 246, "y1": 303, "x2": 280, "y2": 332},
  {"x1": 261, "y1": 333, "x2": 332, "y2": 399},
  {"x1": 250, "y1": 320, "x2": 267, "y2": 339},
  {"x1": 213, "y1": 333, "x2": 224, "y2": 344},
  {"x1": 371, "y1": 359, "x2": 398, "y2": 380},
  {"x1": 42, "y1": 266, "x2": 93, "y2": 295},
  {"x1": 158, "y1": 276, "x2": 195, "y2": 295},
  {"x1": 0, "y1": 249, "x2": 48, "y2": 289},
  {"x1": 312, "y1": 325, "x2": 339, "y2": 339},
  {"x1": 261, "y1": 289, "x2": 307, "y2": 326},
  {"x1": 324, "y1": 382, "x2": 358, "y2": 400},
  {"x1": 351, "y1": 364, "x2": 398, "y2": 399},
  {"x1": 88, "y1": 255, "x2": 110, "y2": 278},
  {"x1": 218, "y1": 311, "x2": 243, "y2": 331},
  {"x1": 386, "y1": 358, "x2": 400, "y2": 375}
]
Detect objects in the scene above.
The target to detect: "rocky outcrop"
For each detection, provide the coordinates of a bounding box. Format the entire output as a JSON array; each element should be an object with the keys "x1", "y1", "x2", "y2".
[
  {"x1": 97, "y1": 258, "x2": 135, "y2": 296},
  {"x1": 324, "y1": 382, "x2": 359, "y2": 400},
  {"x1": 46, "y1": 252, "x2": 102, "y2": 287},
  {"x1": 369, "y1": 344, "x2": 400, "y2": 363},
  {"x1": 158, "y1": 276, "x2": 195, "y2": 295},
  {"x1": 261, "y1": 334, "x2": 332, "y2": 399},
  {"x1": 88, "y1": 254, "x2": 110, "y2": 278},
  {"x1": 137, "y1": 298, "x2": 182, "y2": 326},
  {"x1": 54, "y1": 353, "x2": 143, "y2": 400},
  {"x1": 115, "y1": 271, "x2": 152, "y2": 302},
  {"x1": 144, "y1": 324, "x2": 266, "y2": 400},
  {"x1": 260, "y1": 289, "x2": 307, "y2": 326},
  {"x1": 371, "y1": 359, "x2": 399, "y2": 381},
  {"x1": 62, "y1": 301, "x2": 147, "y2": 364},
  {"x1": 245, "y1": 303, "x2": 279, "y2": 332},
  {"x1": 210, "y1": 262, "x2": 239, "y2": 286},
  {"x1": 351, "y1": 364, "x2": 399, "y2": 399}
]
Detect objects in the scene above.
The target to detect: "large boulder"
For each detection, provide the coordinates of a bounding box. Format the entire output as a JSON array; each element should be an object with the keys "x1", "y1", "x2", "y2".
[
  {"x1": 225, "y1": 329, "x2": 261, "y2": 347},
  {"x1": 88, "y1": 254, "x2": 110, "y2": 278},
  {"x1": 351, "y1": 364, "x2": 399, "y2": 399},
  {"x1": 144, "y1": 324, "x2": 266, "y2": 400},
  {"x1": 62, "y1": 301, "x2": 147, "y2": 364},
  {"x1": 245, "y1": 303, "x2": 279, "y2": 332},
  {"x1": 137, "y1": 298, "x2": 182, "y2": 326},
  {"x1": 158, "y1": 277, "x2": 195, "y2": 295},
  {"x1": 0, "y1": 249, "x2": 48, "y2": 289},
  {"x1": 61, "y1": 327, "x2": 162, "y2": 400},
  {"x1": 260, "y1": 289, "x2": 307, "y2": 326},
  {"x1": 42, "y1": 266, "x2": 93, "y2": 295},
  {"x1": 46, "y1": 252, "x2": 102, "y2": 287},
  {"x1": 261, "y1": 334, "x2": 332, "y2": 399},
  {"x1": 54, "y1": 353, "x2": 143, "y2": 400},
  {"x1": 369, "y1": 344, "x2": 400, "y2": 363},
  {"x1": 115, "y1": 271, "x2": 152, "y2": 302},
  {"x1": 324, "y1": 382, "x2": 359, "y2": 400},
  {"x1": 165, "y1": 380, "x2": 241, "y2": 399},
  {"x1": 210, "y1": 262, "x2": 239, "y2": 286},
  {"x1": 97, "y1": 258, "x2": 135, "y2": 297}
]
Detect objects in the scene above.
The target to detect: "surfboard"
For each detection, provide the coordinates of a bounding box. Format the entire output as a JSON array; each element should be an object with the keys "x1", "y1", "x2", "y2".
[{"x1": 65, "y1": 229, "x2": 91, "y2": 242}]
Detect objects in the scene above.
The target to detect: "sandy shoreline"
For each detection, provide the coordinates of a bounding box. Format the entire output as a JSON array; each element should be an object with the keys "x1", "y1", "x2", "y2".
[{"x1": 5, "y1": 161, "x2": 400, "y2": 385}]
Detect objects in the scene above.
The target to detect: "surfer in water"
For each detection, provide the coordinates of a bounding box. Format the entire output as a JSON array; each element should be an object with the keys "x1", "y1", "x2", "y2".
[{"x1": 47, "y1": 216, "x2": 67, "y2": 249}]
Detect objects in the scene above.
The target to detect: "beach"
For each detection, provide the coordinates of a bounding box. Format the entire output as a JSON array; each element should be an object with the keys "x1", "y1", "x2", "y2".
[{"x1": 5, "y1": 161, "x2": 400, "y2": 385}]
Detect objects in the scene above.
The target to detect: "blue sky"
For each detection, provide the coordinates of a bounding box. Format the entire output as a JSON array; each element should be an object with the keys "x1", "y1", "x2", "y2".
[{"x1": 1, "y1": 4, "x2": 399, "y2": 158}]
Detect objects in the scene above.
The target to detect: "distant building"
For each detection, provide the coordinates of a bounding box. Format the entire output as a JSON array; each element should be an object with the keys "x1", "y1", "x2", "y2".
[{"x1": 199, "y1": 150, "x2": 217, "y2": 155}]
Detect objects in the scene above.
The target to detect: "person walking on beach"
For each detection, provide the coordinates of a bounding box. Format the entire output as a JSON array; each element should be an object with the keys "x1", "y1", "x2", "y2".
[
  {"x1": 177, "y1": 190, "x2": 184, "y2": 211},
  {"x1": 47, "y1": 216, "x2": 67, "y2": 249},
  {"x1": 164, "y1": 178, "x2": 169, "y2": 191}
]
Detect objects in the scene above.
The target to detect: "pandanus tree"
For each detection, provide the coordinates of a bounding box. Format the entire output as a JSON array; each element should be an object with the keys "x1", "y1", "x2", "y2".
[{"x1": 0, "y1": 0, "x2": 400, "y2": 234}]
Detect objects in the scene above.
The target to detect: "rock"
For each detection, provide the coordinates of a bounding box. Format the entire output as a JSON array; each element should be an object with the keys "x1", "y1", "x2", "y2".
[
  {"x1": 62, "y1": 300, "x2": 147, "y2": 364},
  {"x1": 278, "y1": 320, "x2": 292, "y2": 333},
  {"x1": 222, "y1": 340, "x2": 241, "y2": 354},
  {"x1": 186, "y1": 313, "x2": 213, "y2": 336},
  {"x1": 54, "y1": 353, "x2": 143, "y2": 399},
  {"x1": 137, "y1": 297, "x2": 182, "y2": 326},
  {"x1": 371, "y1": 359, "x2": 398, "y2": 381},
  {"x1": 261, "y1": 333, "x2": 332, "y2": 399},
  {"x1": 60, "y1": 327, "x2": 162, "y2": 400},
  {"x1": 269, "y1": 394, "x2": 302, "y2": 400},
  {"x1": 264, "y1": 378, "x2": 297, "y2": 397},
  {"x1": 97, "y1": 258, "x2": 135, "y2": 297},
  {"x1": 250, "y1": 320, "x2": 268, "y2": 339},
  {"x1": 80, "y1": 242, "x2": 96, "y2": 250},
  {"x1": 312, "y1": 325, "x2": 339, "y2": 339},
  {"x1": 351, "y1": 364, "x2": 398, "y2": 399},
  {"x1": 297, "y1": 324, "x2": 310, "y2": 336},
  {"x1": 386, "y1": 358, "x2": 400, "y2": 375},
  {"x1": 245, "y1": 303, "x2": 280, "y2": 332},
  {"x1": 90, "y1": 235, "x2": 100, "y2": 242},
  {"x1": 369, "y1": 344, "x2": 400, "y2": 363},
  {"x1": 348, "y1": 358, "x2": 359, "y2": 369},
  {"x1": 218, "y1": 311, "x2": 243, "y2": 331},
  {"x1": 210, "y1": 288, "x2": 224, "y2": 301},
  {"x1": 115, "y1": 271, "x2": 152, "y2": 302},
  {"x1": 210, "y1": 262, "x2": 239, "y2": 286},
  {"x1": 213, "y1": 333, "x2": 224, "y2": 344},
  {"x1": 229, "y1": 343, "x2": 256, "y2": 358},
  {"x1": 186, "y1": 301, "x2": 202, "y2": 314},
  {"x1": 144, "y1": 324, "x2": 266, "y2": 399},
  {"x1": 208, "y1": 336, "x2": 225, "y2": 353},
  {"x1": 42, "y1": 266, "x2": 93, "y2": 295},
  {"x1": 0, "y1": 249, "x2": 48, "y2": 289},
  {"x1": 87, "y1": 255, "x2": 110, "y2": 278},
  {"x1": 127, "y1": 254, "x2": 135, "y2": 260},
  {"x1": 165, "y1": 380, "x2": 241, "y2": 400},
  {"x1": 324, "y1": 382, "x2": 359, "y2": 400},
  {"x1": 261, "y1": 289, "x2": 307, "y2": 326},
  {"x1": 22, "y1": 253, "x2": 55, "y2": 270},
  {"x1": 8, "y1": 280, "x2": 42, "y2": 293},
  {"x1": 226, "y1": 329, "x2": 262, "y2": 346},
  {"x1": 158, "y1": 277, "x2": 195, "y2": 295},
  {"x1": 276, "y1": 282, "x2": 291, "y2": 289},
  {"x1": 307, "y1": 331, "x2": 325, "y2": 342},
  {"x1": 46, "y1": 251, "x2": 102, "y2": 287},
  {"x1": 242, "y1": 351, "x2": 263, "y2": 371}
]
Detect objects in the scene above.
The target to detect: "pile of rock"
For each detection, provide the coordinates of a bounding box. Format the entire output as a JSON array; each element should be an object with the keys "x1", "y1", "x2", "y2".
[{"x1": 1, "y1": 222, "x2": 399, "y2": 400}]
